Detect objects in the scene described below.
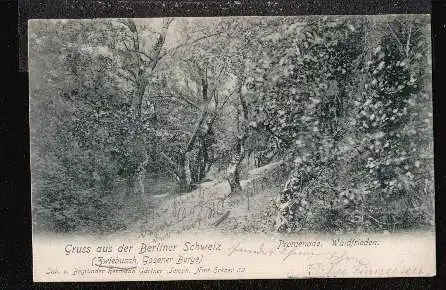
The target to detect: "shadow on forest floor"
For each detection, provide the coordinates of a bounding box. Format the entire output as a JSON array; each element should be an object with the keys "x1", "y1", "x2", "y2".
[{"x1": 125, "y1": 161, "x2": 286, "y2": 236}]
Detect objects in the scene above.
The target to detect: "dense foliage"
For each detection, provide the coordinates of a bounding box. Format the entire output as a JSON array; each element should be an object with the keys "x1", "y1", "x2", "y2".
[{"x1": 29, "y1": 16, "x2": 433, "y2": 233}]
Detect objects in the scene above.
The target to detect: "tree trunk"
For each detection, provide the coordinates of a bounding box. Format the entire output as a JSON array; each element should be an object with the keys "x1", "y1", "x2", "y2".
[
  {"x1": 198, "y1": 136, "x2": 209, "y2": 180},
  {"x1": 134, "y1": 166, "x2": 146, "y2": 195},
  {"x1": 126, "y1": 176, "x2": 134, "y2": 196},
  {"x1": 129, "y1": 76, "x2": 149, "y2": 197},
  {"x1": 228, "y1": 136, "x2": 245, "y2": 194},
  {"x1": 177, "y1": 151, "x2": 193, "y2": 192},
  {"x1": 128, "y1": 147, "x2": 149, "y2": 196},
  {"x1": 176, "y1": 78, "x2": 212, "y2": 191},
  {"x1": 122, "y1": 19, "x2": 172, "y2": 197},
  {"x1": 135, "y1": 79, "x2": 148, "y2": 119},
  {"x1": 185, "y1": 151, "x2": 192, "y2": 187},
  {"x1": 228, "y1": 74, "x2": 248, "y2": 195},
  {"x1": 126, "y1": 173, "x2": 144, "y2": 196}
]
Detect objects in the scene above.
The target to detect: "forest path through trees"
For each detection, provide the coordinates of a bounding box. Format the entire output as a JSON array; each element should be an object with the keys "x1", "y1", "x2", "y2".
[{"x1": 129, "y1": 161, "x2": 285, "y2": 236}]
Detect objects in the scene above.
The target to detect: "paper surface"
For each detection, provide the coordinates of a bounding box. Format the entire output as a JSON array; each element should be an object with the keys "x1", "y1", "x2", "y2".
[{"x1": 33, "y1": 231, "x2": 435, "y2": 281}]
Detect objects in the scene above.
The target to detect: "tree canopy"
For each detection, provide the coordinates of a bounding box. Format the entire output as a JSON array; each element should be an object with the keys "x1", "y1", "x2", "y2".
[{"x1": 29, "y1": 16, "x2": 433, "y2": 234}]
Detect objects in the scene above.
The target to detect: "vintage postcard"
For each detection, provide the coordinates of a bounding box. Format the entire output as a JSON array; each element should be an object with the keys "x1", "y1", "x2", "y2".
[{"x1": 29, "y1": 15, "x2": 435, "y2": 281}]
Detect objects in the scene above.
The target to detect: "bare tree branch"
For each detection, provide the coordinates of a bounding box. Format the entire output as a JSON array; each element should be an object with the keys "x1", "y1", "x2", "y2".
[
  {"x1": 405, "y1": 24, "x2": 412, "y2": 58},
  {"x1": 216, "y1": 65, "x2": 226, "y2": 80},
  {"x1": 169, "y1": 81, "x2": 201, "y2": 105},
  {"x1": 186, "y1": 104, "x2": 210, "y2": 152},
  {"x1": 158, "y1": 30, "x2": 227, "y2": 61},
  {"x1": 152, "y1": 94, "x2": 200, "y2": 110},
  {"x1": 387, "y1": 22, "x2": 404, "y2": 53},
  {"x1": 217, "y1": 89, "x2": 236, "y2": 111},
  {"x1": 146, "y1": 21, "x2": 173, "y2": 72},
  {"x1": 164, "y1": 18, "x2": 174, "y2": 26},
  {"x1": 120, "y1": 67, "x2": 138, "y2": 82},
  {"x1": 144, "y1": 26, "x2": 162, "y2": 36},
  {"x1": 159, "y1": 151, "x2": 181, "y2": 176},
  {"x1": 128, "y1": 48, "x2": 153, "y2": 61},
  {"x1": 117, "y1": 70, "x2": 136, "y2": 83},
  {"x1": 122, "y1": 40, "x2": 130, "y2": 51}
]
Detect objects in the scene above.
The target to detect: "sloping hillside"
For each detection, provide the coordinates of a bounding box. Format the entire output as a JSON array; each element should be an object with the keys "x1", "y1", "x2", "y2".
[{"x1": 132, "y1": 161, "x2": 286, "y2": 235}]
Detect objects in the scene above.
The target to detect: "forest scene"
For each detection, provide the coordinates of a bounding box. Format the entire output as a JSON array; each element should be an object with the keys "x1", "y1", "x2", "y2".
[{"x1": 29, "y1": 15, "x2": 434, "y2": 235}]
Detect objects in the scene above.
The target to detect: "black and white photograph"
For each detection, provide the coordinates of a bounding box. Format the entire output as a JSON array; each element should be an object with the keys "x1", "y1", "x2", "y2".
[
  {"x1": 28, "y1": 15, "x2": 435, "y2": 280},
  {"x1": 30, "y1": 15, "x2": 433, "y2": 235}
]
